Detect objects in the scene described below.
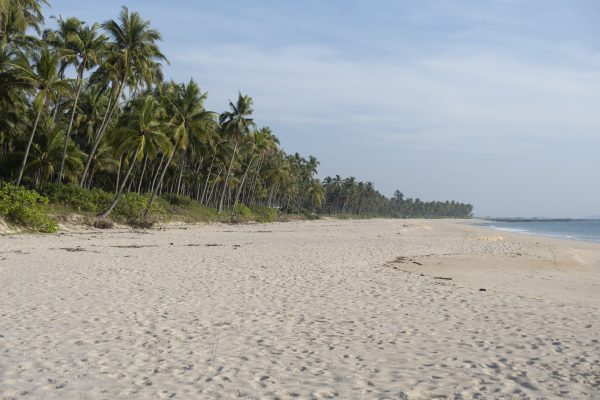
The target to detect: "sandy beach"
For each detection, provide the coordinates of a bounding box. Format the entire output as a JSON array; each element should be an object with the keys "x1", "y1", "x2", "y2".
[{"x1": 1, "y1": 219, "x2": 599, "y2": 399}]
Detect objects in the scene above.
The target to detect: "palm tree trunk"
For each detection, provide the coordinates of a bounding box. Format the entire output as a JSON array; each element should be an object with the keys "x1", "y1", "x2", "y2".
[
  {"x1": 16, "y1": 103, "x2": 44, "y2": 186},
  {"x1": 176, "y1": 152, "x2": 186, "y2": 195},
  {"x1": 218, "y1": 139, "x2": 238, "y2": 213},
  {"x1": 150, "y1": 153, "x2": 165, "y2": 193},
  {"x1": 99, "y1": 146, "x2": 141, "y2": 218},
  {"x1": 51, "y1": 67, "x2": 67, "y2": 124},
  {"x1": 192, "y1": 158, "x2": 203, "y2": 200},
  {"x1": 115, "y1": 153, "x2": 124, "y2": 194},
  {"x1": 232, "y1": 155, "x2": 255, "y2": 214},
  {"x1": 207, "y1": 167, "x2": 223, "y2": 207},
  {"x1": 137, "y1": 153, "x2": 149, "y2": 193},
  {"x1": 80, "y1": 76, "x2": 125, "y2": 187},
  {"x1": 201, "y1": 154, "x2": 215, "y2": 204},
  {"x1": 247, "y1": 155, "x2": 264, "y2": 204},
  {"x1": 58, "y1": 63, "x2": 85, "y2": 184},
  {"x1": 143, "y1": 145, "x2": 178, "y2": 219}
]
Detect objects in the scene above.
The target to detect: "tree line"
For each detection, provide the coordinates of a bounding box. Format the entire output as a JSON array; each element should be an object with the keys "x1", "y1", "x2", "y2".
[
  {"x1": 322, "y1": 177, "x2": 472, "y2": 218},
  {"x1": 0, "y1": 1, "x2": 473, "y2": 219}
]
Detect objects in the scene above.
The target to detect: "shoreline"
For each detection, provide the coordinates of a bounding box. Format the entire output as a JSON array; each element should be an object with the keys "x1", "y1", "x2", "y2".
[
  {"x1": 472, "y1": 218, "x2": 600, "y2": 244},
  {"x1": 404, "y1": 219, "x2": 600, "y2": 303},
  {"x1": 1, "y1": 218, "x2": 599, "y2": 398}
]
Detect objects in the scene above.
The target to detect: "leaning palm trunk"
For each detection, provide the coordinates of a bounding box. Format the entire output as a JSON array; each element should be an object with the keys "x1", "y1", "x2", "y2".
[
  {"x1": 143, "y1": 146, "x2": 178, "y2": 219},
  {"x1": 58, "y1": 64, "x2": 85, "y2": 183},
  {"x1": 200, "y1": 154, "x2": 216, "y2": 204},
  {"x1": 176, "y1": 152, "x2": 186, "y2": 195},
  {"x1": 137, "y1": 153, "x2": 149, "y2": 193},
  {"x1": 218, "y1": 139, "x2": 238, "y2": 213},
  {"x1": 99, "y1": 145, "x2": 141, "y2": 218},
  {"x1": 16, "y1": 103, "x2": 44, "y2": 186},
  {"x1": 80, "y1": 77, "x2": 125, "y2": 187},
  {"x1": 149, "y1": 153, "x2": 165, "y2": 193},
  {"x1": 232, "y1": 155, "x2": 255, "y2": 214},
  {"x1": 192, "y1": 158, "x2": 203, "y2": 200},
  {"x1": 247, "y1": 155, "x2": 264, "y2": 204},
  {"x1": 115, "y1": 153, "x2": 124, "y2": 194},
  {"x1": 207, "y1": 167, "x2": 223, "y2": 207}
]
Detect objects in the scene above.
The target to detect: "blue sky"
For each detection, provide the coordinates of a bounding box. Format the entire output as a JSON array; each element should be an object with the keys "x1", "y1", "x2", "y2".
[{"x1": 43, "y1": 1, "x2": 600, "y2": 217}]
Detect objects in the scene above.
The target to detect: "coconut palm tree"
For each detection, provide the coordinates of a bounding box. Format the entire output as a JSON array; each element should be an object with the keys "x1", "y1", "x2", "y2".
[
  {"x1": 4, "y1": 117, "x2": 84, "y2": 189},
  {"x1": 56, "y1": 22, "x2": 106, "y2": 183},
  {"x1": 12, "y1": 46, "x2": 71, "y2": 186},
  {"x1": 80, "y1": 6, "x2": 166, "y2": 187},
  {"x1": 218, "y1": 92, "x2": 254, "y2": 213},
  {"x1": 142, "y1": 79, "x2": 215, "y2": 218},
  {"x1": 99, "y1": 95, "x2": 170, "y2": 218},
  {"x1": 0, "y1": 0, "x2": 47, "y2": 47}
]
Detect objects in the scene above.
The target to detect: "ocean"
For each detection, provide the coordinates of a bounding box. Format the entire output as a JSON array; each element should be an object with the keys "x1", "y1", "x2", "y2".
[{"x1": 480, "y1": 219, "x2": 600, "y2": 243}]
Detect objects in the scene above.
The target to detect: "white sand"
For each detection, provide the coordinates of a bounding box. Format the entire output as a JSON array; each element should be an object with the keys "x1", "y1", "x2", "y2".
[{"x1": 1, "y1": 219, "x2": 599, "y2": 399}]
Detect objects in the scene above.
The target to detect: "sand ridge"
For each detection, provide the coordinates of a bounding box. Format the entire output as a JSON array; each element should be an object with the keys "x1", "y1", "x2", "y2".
[{"x1": 1, "y1": 219, "x2": 599, "y2": 399}]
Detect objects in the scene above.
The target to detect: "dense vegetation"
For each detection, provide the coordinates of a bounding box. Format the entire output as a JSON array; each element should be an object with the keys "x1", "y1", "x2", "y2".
[{"x1": 0, "y1": 1, "x2": 473, "y2": 231}]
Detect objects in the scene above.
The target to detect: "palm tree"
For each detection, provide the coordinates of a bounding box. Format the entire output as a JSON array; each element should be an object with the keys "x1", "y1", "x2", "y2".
[
  {"x1": 12, "y1": 46, "x2": 71, "y2": 186},
  {"x1": 245, "y1": 128, "x2": 279, "y2": 205},
  {"x1": 307, "y1": 179, "x2": 325, "y2": 210},
  {"x1": 99, "y1": 95, "x2": 170, "y2": 218},
  {"x1": 57, "y1": 22, "x2": 106, "y2": 183},
  {"x1": 0, "y1": 44, "x2": 29, "y2": 161},
  {"x1": 4, "y1": 117, "x2": 84, "y2": 189},
  {"x1": 218, "y1": 92, "x2": 255, "y2": 213},
  {"x1": 0, "y1": 0, "x2": 47, "y2": 47},
  {"x1": 142, "y1": 79, "x2": 215, "y2": 218},
  {"x1": 80, "y1": 6, "x2": 166, "y2": 187}
]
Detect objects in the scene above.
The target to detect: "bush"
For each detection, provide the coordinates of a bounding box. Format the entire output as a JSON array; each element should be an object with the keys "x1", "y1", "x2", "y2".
[
  {"x1": 0, "y1": 183, "x2": 58, "y2": 233},
  {"x1": 251, "y1": 205, "x2": 279, "y2": 223},
  {"x1": 43, "y1": 183, "x2": 112, "y2": 212},
  {"x1": 161, "y1": 193, "x2": 194, "y2": 207},
  {"x1": 231, "y1": 203, "x2": 253, "y2": 223},
  {"x1": 113, "y1": 192, "x2": 167, "y2": 223},
  {"x1": 166, "y1": 201, "x2": 219, "y2": 223}
]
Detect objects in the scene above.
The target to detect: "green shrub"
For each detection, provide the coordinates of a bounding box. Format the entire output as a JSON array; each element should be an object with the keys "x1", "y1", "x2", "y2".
[
  {"x1": 231, "y1": 203, "x2": 253, "y2": 222},
  {"x1": 0, "y1": 183, "x2": 58, "y2": 232},
  {"x1": 251, "y1": 205, "x2": 279, "y2": 223},
  {"x1": 43, "y1": 183, "x2": 112, "y2": 212},
  {"x1": 113, "y1": 192, "x2": 167, "y2": 223},
  {"x1": 161, "y1": 193, "x2": 194, "y2": 207},
  {"x1": 166, "y1": 200, "x2": 219, "y2": 223}
]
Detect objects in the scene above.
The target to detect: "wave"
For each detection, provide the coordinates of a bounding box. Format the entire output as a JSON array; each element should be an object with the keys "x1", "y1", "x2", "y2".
[{"x1": 486, "y1": 224, "x2": 600, "y2": 243}]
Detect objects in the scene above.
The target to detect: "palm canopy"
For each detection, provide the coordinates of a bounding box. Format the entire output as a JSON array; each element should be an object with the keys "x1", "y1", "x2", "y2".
[
  {"x1": 162, "y1": 79, "x2": 216, "y2": 152},
  {"x1": 13, "y1": 45, "x2": 71, "y2": 104},
  {"x1": 43, "y1": 16, "x2": 81, "y2": 70},
  {"x1": 67, "y1": 22, "x2": 107, "y2": 71},
  {"x1": 11, "y1": 45, "x2": 71, "y2": 185},
  {"x1": 111, "y1": 95, "x2": 170, "y2": 160},
  {"x1": 219, "y1": 92, "x2": 255, "y2": 142},
  {"x1": 0, "y1": 0, "x2": 48, "y2": 45},
  {"x1": 102, "y1": 6, "x2": 167, "y2": 91}
]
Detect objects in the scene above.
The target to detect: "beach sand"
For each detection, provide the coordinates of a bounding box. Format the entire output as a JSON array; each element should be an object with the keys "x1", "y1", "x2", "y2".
[{"x1": 1, "y1": 219, "x2": 599, "y2": 399}]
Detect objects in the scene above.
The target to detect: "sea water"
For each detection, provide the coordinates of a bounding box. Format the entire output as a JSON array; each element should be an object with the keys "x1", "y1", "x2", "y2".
[{"x1": 480, "y1": 220, "x2": 600, "y2": 243}]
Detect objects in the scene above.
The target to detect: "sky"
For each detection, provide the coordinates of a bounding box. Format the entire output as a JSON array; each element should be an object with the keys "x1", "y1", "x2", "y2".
[{"x1": 42, "y1": 0, "x2": 600, "y2": 217}]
